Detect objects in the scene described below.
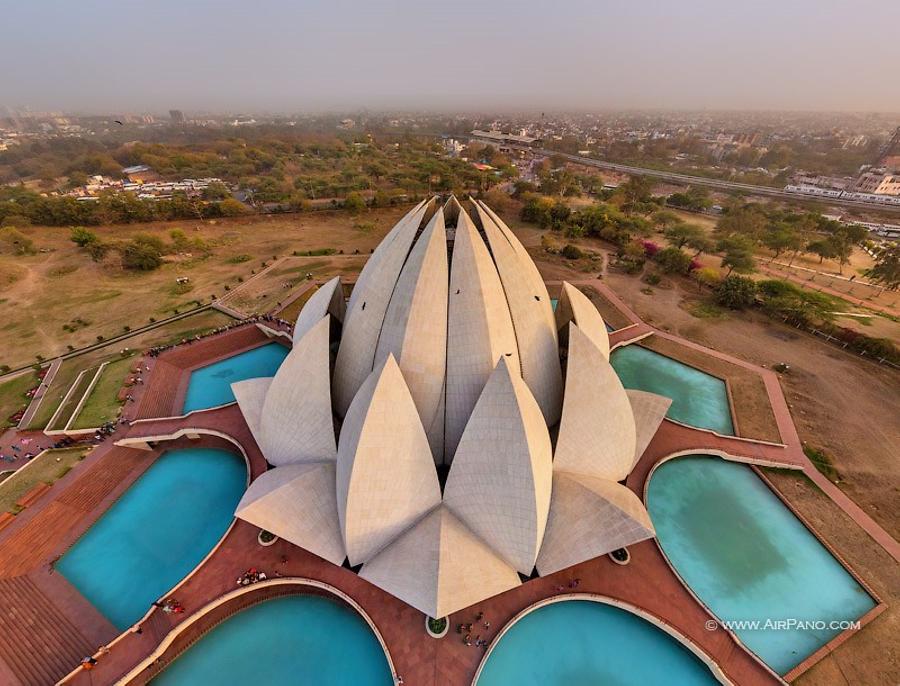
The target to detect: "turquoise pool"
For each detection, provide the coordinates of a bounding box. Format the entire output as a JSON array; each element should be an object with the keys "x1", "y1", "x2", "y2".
[
  {"x1": 647, "y1": 456, "x2": 875, "y2": 674},
  {"x1": 477, "y1": 600, "x2": 717, "y2": 685},
  {"x1": 152, "y1": 595, "x2": 394, "y2": 686},
  {"x1": 182, "y1": 343, "x2": 289, "y2": 413},
  {"x1": 56, "y1": 448, "x2": 246, "y2": 630},
  {"x1": 610, "y1": 344, "x2": 734, "y2": 435}
]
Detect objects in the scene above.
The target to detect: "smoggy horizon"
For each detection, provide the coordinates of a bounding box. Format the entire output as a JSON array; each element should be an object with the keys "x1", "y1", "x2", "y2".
[{"x1": 3, "y1": 0, "x2": 898, "y2": 114}]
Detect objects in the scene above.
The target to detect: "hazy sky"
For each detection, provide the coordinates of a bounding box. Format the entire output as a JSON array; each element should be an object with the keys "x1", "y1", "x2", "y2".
[{"x1": 2, "y1": 0, "x2": 898, "y2": 113}]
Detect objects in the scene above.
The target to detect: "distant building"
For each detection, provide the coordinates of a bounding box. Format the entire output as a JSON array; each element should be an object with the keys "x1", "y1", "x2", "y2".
[
  {"x1": 169, "y1": 109, "x2": 185, "y2": 124},
  {"x1": 471, "y1": 130, "x2": 542, "y2": 148},
  {"x1": 121, "y1": 164, "x2": 160, "y2": 183},
  {"x1": 853, "y1": 170, "x2": 900, "y2": 197}
]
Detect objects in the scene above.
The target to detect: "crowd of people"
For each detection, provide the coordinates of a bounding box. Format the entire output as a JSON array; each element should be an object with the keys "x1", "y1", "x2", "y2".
[
  {"x1": 236, "y1": 567, "x2": 268, "y2": 586},
  {"x1": 0, "y1": 435, "x2": 86, "y2": 465},
  {"x1": 457, "y1": 611, "x2": 492, "y2": 648}
]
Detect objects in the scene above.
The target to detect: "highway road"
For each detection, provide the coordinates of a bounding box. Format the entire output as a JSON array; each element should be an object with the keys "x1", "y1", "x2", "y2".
[{"x1": 483, "y1": 142, "x2": 900, "y2": 216}]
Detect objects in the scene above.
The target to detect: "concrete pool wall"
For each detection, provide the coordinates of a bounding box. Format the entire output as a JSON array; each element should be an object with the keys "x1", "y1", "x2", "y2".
[
  {"x1": 472, "y1": 594, "x2": 734, "y2": 686},
  {"x1": 114, "y1": 579, "x2": 397, "y2": 685},
  {"x1": 643, "y1": 453, "x2": 884, "y2": 681}
]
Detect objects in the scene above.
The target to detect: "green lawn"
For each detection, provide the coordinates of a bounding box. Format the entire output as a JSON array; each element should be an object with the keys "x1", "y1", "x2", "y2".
[
  {"x1": 0, "y1": 447, "x2": 90, "y2": 514},
  {"x1": 25, "y1": 309, "x2": 234, "y2": 430},
  {"x1": 0, "y1": 371, "x2": 39, "y2": 429},
  {"x1": 70, "y1": 355, "x2": 137, "y2": 429},
  {"x1": 46, "y1": 369, "x2": 97, "y2": 432}
]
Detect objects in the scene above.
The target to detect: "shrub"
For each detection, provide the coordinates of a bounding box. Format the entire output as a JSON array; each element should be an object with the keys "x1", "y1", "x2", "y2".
[
  {"x1": 640, "y1": 240, "x2": 659, "y2": 258},
  {"x1": 714, "y1": 275, "x2": 758, "y2": 309},
  {"x1": 561, "y1": 244, "x2": 584, "y2": 260},
  {"x1": 70, "y1": 226, "x2": 99, "y2": 247},
  {"x1": 121, "y1": 240, "x2": 163, "y2": 271},
  {"x1": 343, "y1": 192, "x2": 366, "y2": 213},
  {"x1": 654, "y1": 247, "x2": 692, "y2": 274},
  {"x1": 0, "y1": 227, "x2": 36, "y2": 256}
]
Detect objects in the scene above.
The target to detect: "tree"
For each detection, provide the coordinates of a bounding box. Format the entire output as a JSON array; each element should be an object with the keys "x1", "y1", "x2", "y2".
[
  {"x1": 617, "y1": 240, "x2": 647, "y2": 273},
  {"x1": 0, "y1": 214, "x2": 30, "y2": 227},
  {"x1": 863, "y1": 243, "x2": 900, "y2": 291},
  {"x1": 827, "y1": 224, "x2": 867, "y2": 274},
  {"x1": 686, "y1": 233, "x2": 715, "y2": 257},
  {"x1": 120, "y1": 238, "x2": 162, "y2": 271},
  {"x1": 807, "y1": 239, "x2": 838, "y2": 264},
  {"x1": 692, "y1": 266, "x2": 722, "y2": 292},
  {"x1": 654, "y1": 246, "x2": 693, "y2": 274},
  {"x1": 201, "y1": 182, "x2": 230, "y2": 200},
  {"x1": 219, "y1": 198, "x2": 250, "y2": 216},
  {"x1": 715, "y1": 205, "x2": 767, "y2": 241},
  {"x1": 664, "y1": 222, "x2": 705, "y2": 249},
  {"x1": 620, "y1": 175, "x2": 653, "y2": 207},
  {"x1": 714, "y1": 275, "x2": 758, "y2": 309},
  {"x1": 762, "y1": 224, "x2": 802, "y2": 262},
  {"x1": 652, "y1": 210, "x2": 681, "y2": 229},
  {"x1": 666, "y1": 186, "x2": 712, "y2": 212},
  {"x1": 718, "y1": 235, "x2": 756, "y2": 275}
]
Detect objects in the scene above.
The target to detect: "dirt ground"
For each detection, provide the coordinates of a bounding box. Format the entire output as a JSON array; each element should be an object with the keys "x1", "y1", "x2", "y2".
[{"x1": 0, "y1": 207, "x2": 409, "y2": 369}]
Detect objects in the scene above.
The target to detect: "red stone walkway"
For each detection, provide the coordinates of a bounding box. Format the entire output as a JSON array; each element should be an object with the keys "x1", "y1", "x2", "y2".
[{"x1": 0, "y1": 305, "x2": 892, "y2": 685}]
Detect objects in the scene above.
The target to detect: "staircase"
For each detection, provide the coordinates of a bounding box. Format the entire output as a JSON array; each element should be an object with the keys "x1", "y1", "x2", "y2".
[
  {"x1": 0, "y1": 448, "x2": 152, "y2": 577},
  {"x1": 0, "y1": 576, "x2": 95, "y2": 686}
]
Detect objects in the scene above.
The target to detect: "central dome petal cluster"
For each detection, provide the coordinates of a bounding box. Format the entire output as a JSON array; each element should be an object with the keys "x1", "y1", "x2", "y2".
[{"x1": 232, "y1": 197, "x2": 672, "y2": 618}]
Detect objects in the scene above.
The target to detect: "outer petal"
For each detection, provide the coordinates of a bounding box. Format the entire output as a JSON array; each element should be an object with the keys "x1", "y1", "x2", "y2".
[
  {"x1": 235, "y1": 462, "x2": 346, "y2": 565},
  {"x1": 626, "y1": 389, "x2": 672, "y2": 470},
  {"x1": 359, "y1": 506, "x2": 520, "y2": 618},
  {"x1": 556, "y1": 282, "x2": 610, "y2": 359},
  {"x1": 444, "y1": 357, "x2": 552, "y2": 574},
  {"x1": 535, "y1": 472, "x2": 655, "y2": 576},
  {"x1": 259, "y1": 316, "x2": 336, "y2": 465},
  {"x1": 230, "y1": 377, "x2": 272, "y2": 448},
  {"x1": 293, "y1": 276, "x2": 344, "y2": 344},
  {"x1": 336, "y1": 355, "x2": 441, "y2": 565},
  {"x1": 554, "y1": 323, "x2": 636, "y2": 482}
]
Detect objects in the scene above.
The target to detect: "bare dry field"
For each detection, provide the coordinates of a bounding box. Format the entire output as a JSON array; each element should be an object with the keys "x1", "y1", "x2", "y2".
[
  {"x1": 0, "y1": 207, "x2": 409, "y2": 369},
  {"x1": 221, "y1": 254, "x2": 367, "y2": 316}
]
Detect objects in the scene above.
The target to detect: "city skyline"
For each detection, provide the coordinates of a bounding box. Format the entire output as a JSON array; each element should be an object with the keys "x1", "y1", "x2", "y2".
[{"x1": 2, "y1": 0, "x2": 899, "y2": 113}]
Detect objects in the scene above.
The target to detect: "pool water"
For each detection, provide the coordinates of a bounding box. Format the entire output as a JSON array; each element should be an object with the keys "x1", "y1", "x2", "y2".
[
  {"x1": 647, "y1": 456, "x2": 875, "y2": 674},
  {"x1": 477, "y1": 600, "x2": 717, "y2": 685},
  {"x1": 610, "y1": 344, "x2": 734, "y2": 435},
  {"x1": 152, "y1": 595, "x2": 394, "y2": 686},
  {"x1": 182, "y1": 343, "x2": 289, "y2": 413},
  {"x1": 56, "y1": 448, "x2": 246, "y2": 630}
]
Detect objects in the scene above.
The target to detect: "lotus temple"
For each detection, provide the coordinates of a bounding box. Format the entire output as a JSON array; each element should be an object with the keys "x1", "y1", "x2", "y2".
[{"x1": 0, "y1": 198, "x2": 889, "y2": 686}]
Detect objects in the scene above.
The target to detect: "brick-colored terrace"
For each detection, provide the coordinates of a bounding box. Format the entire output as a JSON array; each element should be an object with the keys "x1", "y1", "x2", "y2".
[{"x1": 0, "y1": 311, "x2": 892, "y2": 685}]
